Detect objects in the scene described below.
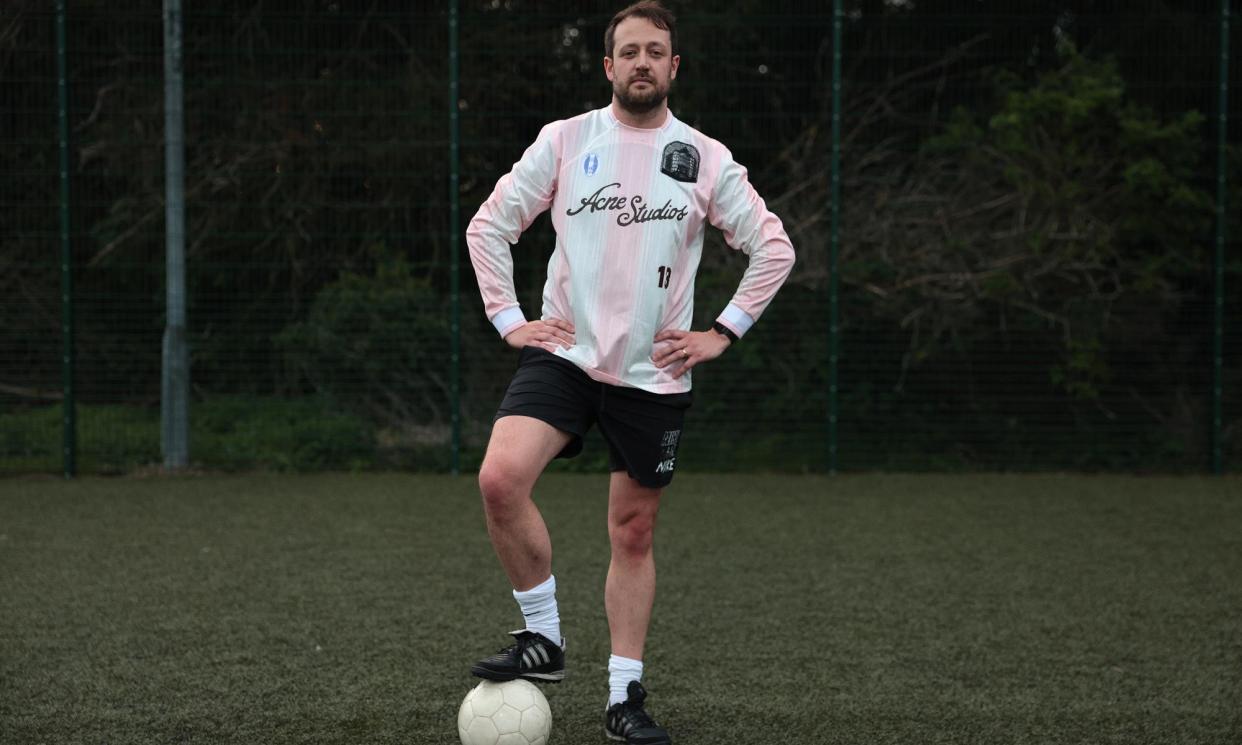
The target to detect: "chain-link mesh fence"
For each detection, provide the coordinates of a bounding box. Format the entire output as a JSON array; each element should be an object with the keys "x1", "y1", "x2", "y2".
[{"x1": 2, "y1": 0, "x2": 1238, "y2": 475}]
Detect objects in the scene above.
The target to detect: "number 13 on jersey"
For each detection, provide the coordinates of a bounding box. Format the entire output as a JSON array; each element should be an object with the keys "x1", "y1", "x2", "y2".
[{"x1": 657, "y1": 265, "x2": 671, "y2": 289}]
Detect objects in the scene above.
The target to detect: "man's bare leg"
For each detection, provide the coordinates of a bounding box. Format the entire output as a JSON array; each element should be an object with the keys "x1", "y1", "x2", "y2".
[
  {"x1": 477, "y1": 415, "x2": 572, "y2": 591},
  {"x1": 605, "y1": 470, "x2": 663, "y2": 659},
  {"x1": 471, "y1": 415, "x2": 573, "y2": 682}
]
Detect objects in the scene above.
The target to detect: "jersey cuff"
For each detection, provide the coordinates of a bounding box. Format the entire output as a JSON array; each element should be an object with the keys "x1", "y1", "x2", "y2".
[
  {"x1": 716, "y1": 304, "x2": 755, "y2": 338},
  {"x1": 491, "y1": 307, "x2": 527, "y2": 338}
]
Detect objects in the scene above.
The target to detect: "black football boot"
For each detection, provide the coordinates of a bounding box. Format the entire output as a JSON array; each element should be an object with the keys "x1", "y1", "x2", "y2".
[
  {"x1": 605, "y1": 680, "x2": 671, "y2": 744},
  {"x1": 470, "y1": 629, "x2": 565, "y2": 683}
]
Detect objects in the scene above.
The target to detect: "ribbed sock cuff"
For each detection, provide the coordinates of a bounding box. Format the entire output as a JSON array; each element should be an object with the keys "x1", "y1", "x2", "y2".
[
  {"x1": 608, "y1": 654, "x2": 643, "y2": 707},
  {"x1": 513, "y1": 575, "x2": 561, "y2": 646}
]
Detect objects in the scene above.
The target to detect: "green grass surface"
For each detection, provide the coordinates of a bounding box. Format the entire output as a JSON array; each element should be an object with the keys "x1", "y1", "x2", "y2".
[{"x1": 1, "y1": 473, "x2": 1239, "y2": 744}]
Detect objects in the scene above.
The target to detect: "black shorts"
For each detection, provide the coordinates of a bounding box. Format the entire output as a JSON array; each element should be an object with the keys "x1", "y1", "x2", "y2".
[{"x1": 495, "y1": 346, "x2": 692, "y2": 488}]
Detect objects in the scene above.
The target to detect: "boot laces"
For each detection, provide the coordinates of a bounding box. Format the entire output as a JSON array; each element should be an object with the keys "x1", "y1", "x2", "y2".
[{"x1": 617, "y1": 700, "x2": 657, "y2": 730}]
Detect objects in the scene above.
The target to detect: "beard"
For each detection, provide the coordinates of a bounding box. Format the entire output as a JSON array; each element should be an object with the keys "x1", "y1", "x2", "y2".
[{"x1": 613, "y1": 75, "x2": 670, "y2": 115}]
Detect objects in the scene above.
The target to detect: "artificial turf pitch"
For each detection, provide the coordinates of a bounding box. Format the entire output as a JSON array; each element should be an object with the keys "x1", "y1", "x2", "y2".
[{"x1": 0, "y1": 473, "x2": 1238, "y2": 744}]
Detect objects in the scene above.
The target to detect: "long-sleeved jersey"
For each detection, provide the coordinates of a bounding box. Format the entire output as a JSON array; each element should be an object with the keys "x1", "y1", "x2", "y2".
[{"x1": 467, "y1": 105, "x2": 795, "y2": 394}]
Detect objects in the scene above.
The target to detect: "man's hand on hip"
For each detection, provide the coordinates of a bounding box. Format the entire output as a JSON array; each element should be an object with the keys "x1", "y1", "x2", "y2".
[
  {"x1": 651, "y1": 328, "x2": 731, "y2": 379},
  {"x1": 505, "y1": 318, "x2": 575, "y2": 351}
]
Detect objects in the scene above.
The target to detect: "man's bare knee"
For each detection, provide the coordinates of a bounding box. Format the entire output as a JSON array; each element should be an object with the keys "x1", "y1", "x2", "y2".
[
  {"x1": 610, "y1": 509, "x2": 656, "y2": 560},
  {"x1": 478, "y1": 459, "x2": 534, "y2": 517}
]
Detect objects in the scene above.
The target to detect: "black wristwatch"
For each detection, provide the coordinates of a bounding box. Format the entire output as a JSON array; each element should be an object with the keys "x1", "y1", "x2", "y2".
[{"x1": 711, "y1": 321, "x2": 739, "y2": 344}]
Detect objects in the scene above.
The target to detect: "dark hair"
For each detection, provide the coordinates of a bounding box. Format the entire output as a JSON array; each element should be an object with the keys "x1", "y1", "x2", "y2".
[{"x1": 604, "y1": 1, "x2": 677, "y2": 58}]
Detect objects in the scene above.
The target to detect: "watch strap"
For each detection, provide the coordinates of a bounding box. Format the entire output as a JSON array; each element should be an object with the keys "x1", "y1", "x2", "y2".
[{"x1": 712, "y1": 321, "x2": 739, "y2": 343}]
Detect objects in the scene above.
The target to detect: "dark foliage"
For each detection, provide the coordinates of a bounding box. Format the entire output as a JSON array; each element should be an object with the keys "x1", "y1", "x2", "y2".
[{"x1": 1, "y1": 1, "x2": 1237, "y2": 471}]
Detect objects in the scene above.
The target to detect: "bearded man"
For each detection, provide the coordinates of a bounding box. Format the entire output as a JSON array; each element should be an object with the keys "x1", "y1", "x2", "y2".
[{"x1": 465, "y1": 3, "x2": 796, "y2": 742}]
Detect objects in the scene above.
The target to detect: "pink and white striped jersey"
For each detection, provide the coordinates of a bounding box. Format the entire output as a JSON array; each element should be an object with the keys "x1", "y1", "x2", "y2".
[{"x1": 467, "y1": 105, "x2": 795, "y2": 394}]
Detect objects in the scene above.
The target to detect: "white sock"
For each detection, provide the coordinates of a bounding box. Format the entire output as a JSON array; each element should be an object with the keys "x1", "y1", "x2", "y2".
[
  {"x1": 513, "y1": 575, "x2": 561, "y2": 647},
  {"x1": 608, "y1": 654, "x2": 643, "y2": 707}
]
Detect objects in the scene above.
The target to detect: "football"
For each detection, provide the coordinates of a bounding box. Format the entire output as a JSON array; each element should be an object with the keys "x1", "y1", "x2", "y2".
[{"x1": 457, "y1": 679, "x2": 552, "y2": 745}]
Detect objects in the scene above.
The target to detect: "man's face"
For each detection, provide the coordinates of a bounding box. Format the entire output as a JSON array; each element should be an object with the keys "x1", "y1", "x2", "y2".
[{"x1": 604, "y1": 16, "x2": 679, "y2": 115}]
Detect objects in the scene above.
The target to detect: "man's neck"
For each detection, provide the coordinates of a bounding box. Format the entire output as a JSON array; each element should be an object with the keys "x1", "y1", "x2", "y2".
[{"x1": 610, "y1": 99, "x2": 669, "y2": 129}]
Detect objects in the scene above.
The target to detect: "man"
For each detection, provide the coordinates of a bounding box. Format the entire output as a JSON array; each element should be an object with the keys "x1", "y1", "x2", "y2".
[{"x1": 465, "y1": 2, "x2": 795, "y2": 742}]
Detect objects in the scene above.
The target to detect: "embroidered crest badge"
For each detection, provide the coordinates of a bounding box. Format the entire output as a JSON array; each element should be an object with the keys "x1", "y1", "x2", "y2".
[{"x1": 660, "y1": 141, "x2": 699, "y2": 183}]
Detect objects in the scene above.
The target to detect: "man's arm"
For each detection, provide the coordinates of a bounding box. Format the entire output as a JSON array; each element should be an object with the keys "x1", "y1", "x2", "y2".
[
  {"x1": 653, "y1": 149, "x2": 796, "y2": 378},
  {"x1": 705, "y1": 150, "x2": 796, "y2": 338},
  {"x1": 466, "y1": 122, "x2": 571, "y2": 346}
]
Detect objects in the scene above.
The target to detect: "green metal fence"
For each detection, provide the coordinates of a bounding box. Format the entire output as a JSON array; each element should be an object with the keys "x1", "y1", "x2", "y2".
[{"x1": 1, "y1": 0, "x2": 1237, "y2": 476}]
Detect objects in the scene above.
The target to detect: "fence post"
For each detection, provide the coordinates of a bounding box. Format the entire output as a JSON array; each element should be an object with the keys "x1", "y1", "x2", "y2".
[
  {"x1": 449, "y1": 0, "x2": 462, "y2": 475},
  {"x1": 828, "y1": 0, "x2": 843, "y2": 475},
  {"x1": 161, "y1": 0, "x2": 189, "y2": 469},
  {"x1": 1214, "y1": 0, "x2": 1230, "y2": 474},
  {"x1": 56, "y1": 0, "x2": 76, "y2": 478}
]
